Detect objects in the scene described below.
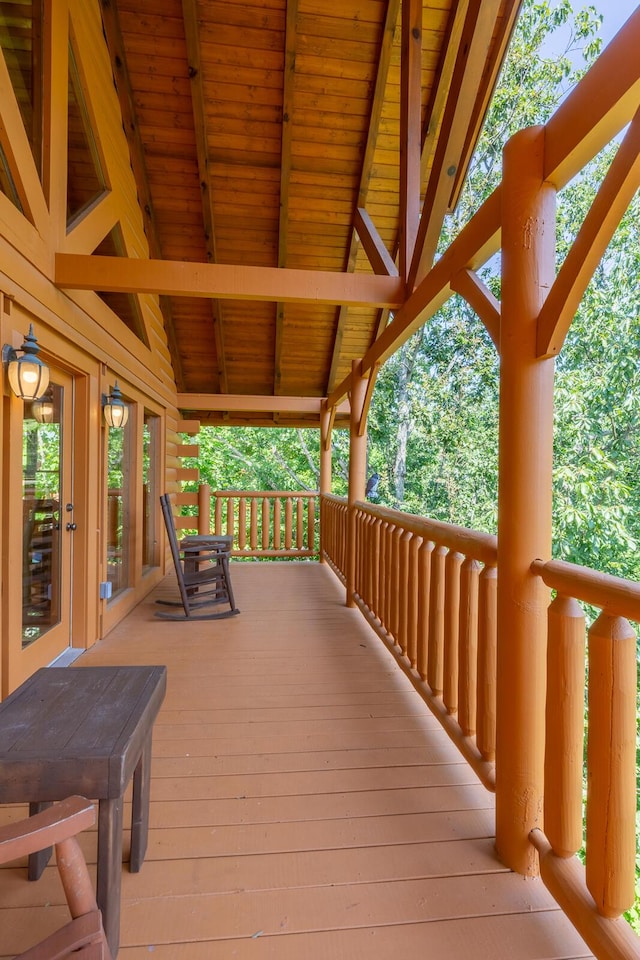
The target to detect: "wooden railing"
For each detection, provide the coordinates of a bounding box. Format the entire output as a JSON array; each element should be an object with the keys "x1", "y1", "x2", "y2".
[
  {"x1": 202, "y1": 489, "x2": 317, "y2": 558},
  {"x1": 322, "y1": 493, "x2": 640, "y2": 957},
  {"x1": 322, "y1": 494, "x2": 498, "y2": 790},
  {"x1": 529, "y1": 558, "x2": 639, "y2": 960}
]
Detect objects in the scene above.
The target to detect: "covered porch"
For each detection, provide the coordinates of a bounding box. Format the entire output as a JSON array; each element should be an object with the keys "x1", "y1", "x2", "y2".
[{"x1": 0, "y1": 561, "x2": 592, "y2": 959}]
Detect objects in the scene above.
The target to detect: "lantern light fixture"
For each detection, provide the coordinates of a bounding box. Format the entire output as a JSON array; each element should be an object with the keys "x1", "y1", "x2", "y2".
[
  {"x1": 32, "y1": 389, "x2": 55, "y2": 424},
  {"x1": 102, "y1": 380, "x2": 129, "y2": 428},
  {"x1": 2, "y1": 324, "x2": 50, "y2": 401}
]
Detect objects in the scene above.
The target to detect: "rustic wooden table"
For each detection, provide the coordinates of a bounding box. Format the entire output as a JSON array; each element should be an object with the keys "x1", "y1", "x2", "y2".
[{"x1": 0, "y1": 664, "x2": 167, "y2": 957}]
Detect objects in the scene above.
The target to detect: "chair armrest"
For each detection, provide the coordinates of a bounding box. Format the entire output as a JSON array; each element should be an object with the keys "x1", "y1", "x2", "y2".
[{"x1": 0, "y1": 796, "x2": 95, "y2": 864}]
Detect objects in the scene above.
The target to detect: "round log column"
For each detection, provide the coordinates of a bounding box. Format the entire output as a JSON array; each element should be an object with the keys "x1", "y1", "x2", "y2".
[
  {"x1": 319, "y1": 402, "x2": 332, "y2": 563},
  {"x1": 496, "y1": 125, "x2": 556, "y2": 875},
  {"x1": 347, "y1": 360, "x2": 368, "y2": 607}
]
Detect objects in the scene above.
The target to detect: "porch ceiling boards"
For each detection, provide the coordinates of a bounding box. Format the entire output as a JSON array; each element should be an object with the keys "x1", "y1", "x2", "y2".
[
  {"x1": 0, "y1": 563, "x2": 592, "y2": 958},
  {"x1": 92, "y1": 0, "x2": 521, "y2": 425}
]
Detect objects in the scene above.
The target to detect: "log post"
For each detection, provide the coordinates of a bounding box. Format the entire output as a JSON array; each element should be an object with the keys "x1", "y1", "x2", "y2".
[
  {"x1": 346, "y1": 360, "x2": 368, "y2": 606},
  {"x1": 319, "y1": 401, "x2": 332, "y2": 562},
  {"x1": 197, "y1": 483, "x2": 210, "y2": 535},
  {"x1": 496, "y1": 125, "x2": 556, "y2": 875}
]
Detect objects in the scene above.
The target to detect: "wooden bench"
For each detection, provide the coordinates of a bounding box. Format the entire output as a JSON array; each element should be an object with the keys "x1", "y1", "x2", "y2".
[{"x1": 0, "y1": 665, "x2": 167, "y2": 957}]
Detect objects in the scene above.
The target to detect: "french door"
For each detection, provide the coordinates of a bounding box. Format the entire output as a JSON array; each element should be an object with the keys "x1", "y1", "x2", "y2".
[{"x1": 21, "y1": 367, "x2": 75, "y2": 665}]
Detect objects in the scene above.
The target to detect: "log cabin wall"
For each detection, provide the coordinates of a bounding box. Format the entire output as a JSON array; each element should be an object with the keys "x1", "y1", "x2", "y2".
[{"x1": 0, "y1": 0, "x2": 180, "y2": 695}]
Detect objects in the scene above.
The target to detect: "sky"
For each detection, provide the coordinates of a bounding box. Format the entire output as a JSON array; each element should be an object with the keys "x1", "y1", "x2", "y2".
[{"x1": 595, "y1": 0, "x2": 638, "y2": 46}]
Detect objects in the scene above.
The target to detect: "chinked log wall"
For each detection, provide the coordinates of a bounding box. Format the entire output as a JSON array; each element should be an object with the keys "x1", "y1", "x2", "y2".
[{"x1": 320, "y1": 492, "x2": 640, "y2": 960}]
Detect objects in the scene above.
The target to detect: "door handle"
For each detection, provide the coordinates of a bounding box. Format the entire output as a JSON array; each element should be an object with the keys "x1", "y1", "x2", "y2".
[{"x1": 66, "y1": 522, "x2": 77, "y2": 531}]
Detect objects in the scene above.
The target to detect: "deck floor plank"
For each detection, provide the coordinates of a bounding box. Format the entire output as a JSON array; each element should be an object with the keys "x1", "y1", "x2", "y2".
[{"x1": 0, "y1": 562, "x2": 593, "y2": 959}]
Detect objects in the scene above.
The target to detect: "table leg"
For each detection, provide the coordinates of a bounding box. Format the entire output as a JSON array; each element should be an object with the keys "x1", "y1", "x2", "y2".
[
  {"x1": 130, "y1": 738, "x2": 152, "y2": 872},
  {"x1": 28, "y1": 801, "x2": 53, "y2": 880},
  {"x1": 97, "y1": 795, "x2": 124, "y2": 958}
]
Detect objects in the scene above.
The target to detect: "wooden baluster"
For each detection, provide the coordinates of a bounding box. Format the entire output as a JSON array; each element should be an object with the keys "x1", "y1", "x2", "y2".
[
  {"x1": 544, "y1": 595, "x2": 585, "y2": 859},
  {"x1": 296, "y1": 497, "x2": 304, "y2": 549},
  {"x1": 458, "y1": 557, "x2": 480, "y2": 734},
  {"x1": 427, "y1": 544, "x2": 446, "y2": 695},
  {"x1": 477, "y1": 563, "x2": 497, "y2": 761},
  {"x1": 379, "y1": 521, "x2": 391, "y2": 633},
  {"x1": 226, "y1": 497, "x2": 235, "y2": 543},
  {"x1": 273, "y1": 498, "x2": 281, "y2": 552},
  {"x1": 357, "y1": 511, "x2": 366, "y2": 603},
  {"x1": 214, "y1": 495, "x2": 222, "y2": 535},
  {"x1": 443, "y1": 550, "x2": 463, "y2": 713},
  {"x1": 284, "y1": 497, "x2": 293, "y2": 549},
  {"x1": 249, "y1": 498, "x2": 258, "y2": 549},
  {"x1": 586, "y1": 612, "x2": 636, "y2": 918},
  {"x1": 407, "y1": 534, "x2": 421, "y2": 668},
  {"x1": 262, "y1": 497, "x2": 270, "y2": 551},
  {"x1": 371, "y1": 518, "x2": 381, "y2": 618},
  {"x1": 308, "y1": 498, "x2": 315, "y2": 554},
  {"x1": 238, "y1": 497, "x2": 247, "y2": 551},
  {"x1": 198, "y1": 483, "x2": 211, "y2": 535},
  {"x1": 416, "y1": 539, "x2": 433, "y2": 680},
  {"x1": 397, "y1": 529, "x2": 412, "y2": 657},
  {"x1": 390, "y1": 525, "x2": 403, "y2": 645}
]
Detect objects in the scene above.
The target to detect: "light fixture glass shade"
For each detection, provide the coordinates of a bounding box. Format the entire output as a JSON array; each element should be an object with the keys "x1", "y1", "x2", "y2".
[
  {"x1": 5, "y1": 325, "x2": 50, "y2": 400},
  {"x1": 32, "y1": 395, "x2": 55, "y2": 423},
  {"x1": 103, "y1": 380, "x2": 129, "y2": 428}
]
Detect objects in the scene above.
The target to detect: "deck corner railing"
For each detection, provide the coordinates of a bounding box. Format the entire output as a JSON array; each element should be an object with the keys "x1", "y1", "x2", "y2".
[{"x1": 202, "y1": 488, "x2": 318, "y2": 558}]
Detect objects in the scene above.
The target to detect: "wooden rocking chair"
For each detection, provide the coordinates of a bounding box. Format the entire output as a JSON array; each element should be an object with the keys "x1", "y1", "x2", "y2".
[
  {"x1": 155, "y1": 493, "x2": 239, "y2": 620},
  {"x1": 0, "y1": 797, "x2": 112, "y2": 960}
]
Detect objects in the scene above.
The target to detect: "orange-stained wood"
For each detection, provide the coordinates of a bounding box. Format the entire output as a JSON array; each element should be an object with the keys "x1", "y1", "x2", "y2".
[
  {"x1": 585, "y1": 614, "x2": 637, "y2": 918},
  {"x1": 451, "y1": 268, "x2": 501, "y2": 349},
  {"x1": 346, "y1": 361, "x2": 368, "y2": 607},
  {"x1": 544, "y1": 596, "x2": 586, "y2": 860},
  {"x1": 55, "y1": 253, "x2": 405, "y2": 307},
  {"x1": 537, "y1": 107, "x2": 640, "y2": 358},
  {"x1": 495, "y1": 126, "x2": 556, "y2": 877}
]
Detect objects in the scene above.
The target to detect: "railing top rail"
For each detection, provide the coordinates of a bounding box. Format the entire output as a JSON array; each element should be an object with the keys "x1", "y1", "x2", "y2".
[
  {"x1": 355, "y1": 499, "x2": 498, "y2": 565},
  {"x1": 532, "y1": 557, "x2": 640, "y2": 622},
  {"x1": 212, "y1": 490, "x2": 317, "y2": 498},
  {"x1": 321, "y1": 493, "x2": 348, "y2": 505}
]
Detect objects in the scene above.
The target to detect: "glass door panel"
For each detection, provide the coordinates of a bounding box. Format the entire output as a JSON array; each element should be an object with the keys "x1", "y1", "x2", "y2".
[
  {"x1": 142, "y1": 413, "x2": 159, "y2": 571},
  {"x1": 107, "y1": 410, "x2": 132, "y2": 598},
  {"x1": 21, "y1": 372, "x2": 72, "y2": 660}
]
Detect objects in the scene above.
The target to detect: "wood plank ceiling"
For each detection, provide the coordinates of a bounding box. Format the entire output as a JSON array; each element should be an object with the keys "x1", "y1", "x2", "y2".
[{"x1": 99, "y1": 0, "x2": 521, "y2": 425}]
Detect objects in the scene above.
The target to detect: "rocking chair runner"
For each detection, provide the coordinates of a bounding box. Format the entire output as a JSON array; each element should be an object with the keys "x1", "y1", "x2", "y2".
[
  {"x1": 0, "y1": 797, "x2": 112, "y2": 960},
  {"x1": 156, "y1": 494, "x2": 239, "y2": 620}
]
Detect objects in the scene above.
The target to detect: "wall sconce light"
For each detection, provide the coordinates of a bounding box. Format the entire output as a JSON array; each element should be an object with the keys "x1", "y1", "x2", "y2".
[
  {"x1": 2, "y1": 324, "x2": 50, "y2": 400},
  {"x1": 32, "y1": 389, "x2": 55, "y2": 424},
  {"x1": 102, "y1": 380, "x2": 129, "y2": 428}
]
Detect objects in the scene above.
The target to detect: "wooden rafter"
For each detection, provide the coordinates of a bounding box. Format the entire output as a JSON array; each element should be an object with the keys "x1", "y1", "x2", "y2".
[
  {"x1": 354, "y1": 208, "x2": 399, "y2": 277},
  {"x1": 326, "y1": 0, "x2": 401, "y2": 395},
  {"x1": 398, "y1": 0, "x2": 422, "y2": 282},
  {"x1": 182, "y1": 0, "x2": 228, "y2": 394},
  {"x1": 327, "y1": 9, "x2": 640, "y2": 408},
  {"x1": 274, "y1": 0, "x2": 299, "y2": 396},
  {"x1": 537, "y1": 107, "x2": 640, "y2": 358},
  {"x1": 177, "y1": 394, "x2": 349, "y2": 415},
  {"x1": 451, "y1": 267, "x2": 501, "y2": 349},
  {"x1": 55, "y1": 253, "x2": 405, "y2": 307},
  {"x1": 408, "y1": 0, "x2": 503, "y2": 290},
  {"x1": 544, "y1": 6, "x2": 640, "y2": 189},
  {"x1": 99, "y1": 0, "x2": 185, "y2": 391}
]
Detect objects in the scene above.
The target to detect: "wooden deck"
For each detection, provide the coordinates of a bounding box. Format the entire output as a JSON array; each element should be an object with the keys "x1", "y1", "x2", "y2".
[{"x1": 0, "y1": 562, "x2": 593, "y2": 959}]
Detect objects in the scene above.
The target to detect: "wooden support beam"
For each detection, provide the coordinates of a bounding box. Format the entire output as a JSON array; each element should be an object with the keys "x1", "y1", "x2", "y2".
[
  {"x1": 451, "y1": 268, "x2": 501, "y2": 350},
  {"x1": 177, "y1": 394, "x2": 350, "y2": 416},
  {"x1": 325, "y1": 0, "x2": 401, "y2": 395},
  {"x1": 409, "y1": 0, "x2": 503, "y2": 289},
  {"x1": 55, "y1": 253, "x2": 405, "y2": 307},
  {"x1": 325, "y1": 404, "x2": 337, "y2": 450},
  {"x1": 347, "y1": 360, "x2": 368, "y2": 607},
  {"x1": 544, "y1": 7, "x2": 640, "y2": 190},
  {"x1": 399, "y1": 0, "x2": 422, "y2": 282},
  {"x1": 62, "y1": 191, "x2": 119, "y2": 255},
  {"x1": 354, "y1": 208, "x2": 398, "y2": 277},
  {"x1": 182, "y1": 0, "x2": 228, "y2": 394},
  {"x1": 357, "y1": 362, "x2": 381, "y2": 437},
  {"x1": 537, "y1": 107, "x2": 640, "y2": 358}
]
